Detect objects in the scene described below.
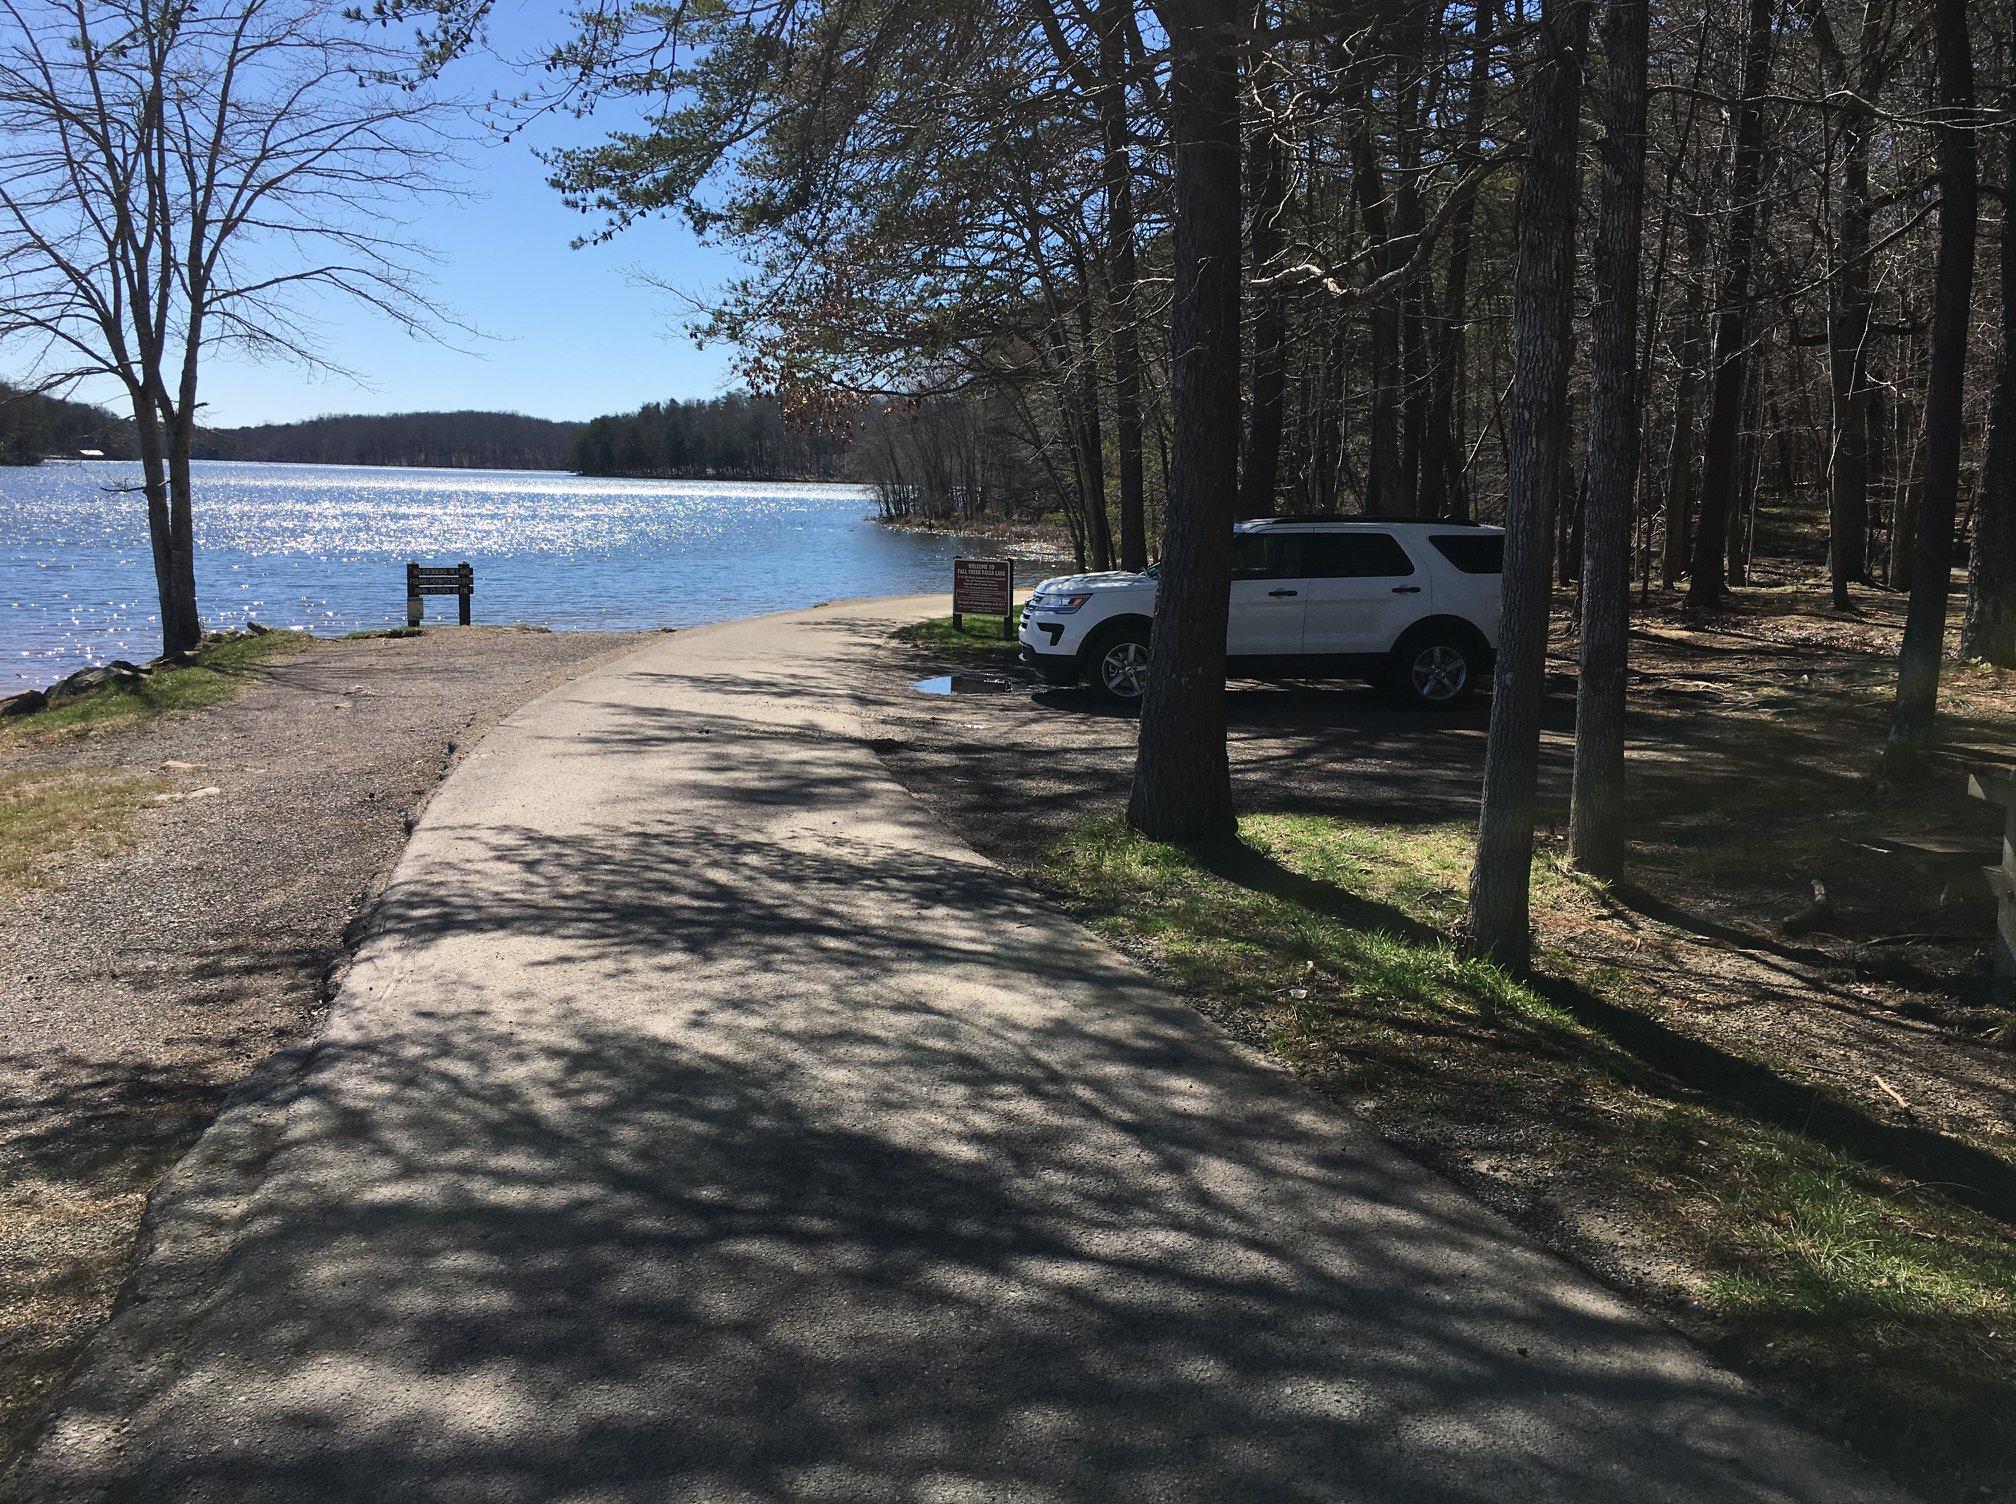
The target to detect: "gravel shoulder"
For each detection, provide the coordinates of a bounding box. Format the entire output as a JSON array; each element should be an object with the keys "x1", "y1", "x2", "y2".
[{"x1": 0, "y1": 625, "x2": 651, "y2": 1482}]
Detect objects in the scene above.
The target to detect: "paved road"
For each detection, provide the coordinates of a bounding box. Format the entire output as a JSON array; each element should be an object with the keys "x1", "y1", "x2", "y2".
[{"x1": 20, "y1": 600, "x2": 1911, "y2": 1503}]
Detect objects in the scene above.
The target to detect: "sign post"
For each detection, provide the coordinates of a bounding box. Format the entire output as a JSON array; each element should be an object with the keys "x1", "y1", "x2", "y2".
[{"x1": 952, "y1": 558, "x2": 1015, "y2": 640}]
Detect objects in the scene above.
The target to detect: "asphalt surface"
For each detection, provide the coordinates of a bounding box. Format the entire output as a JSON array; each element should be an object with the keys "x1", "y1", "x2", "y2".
[{"x1": 18, "y1": 599, "x2": 1913, "y2": 1503}]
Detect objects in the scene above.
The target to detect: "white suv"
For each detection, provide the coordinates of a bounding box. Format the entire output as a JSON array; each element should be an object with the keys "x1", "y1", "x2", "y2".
[{"x1": 1018, "y1": 518, "x2": 1503, "y2": 709}]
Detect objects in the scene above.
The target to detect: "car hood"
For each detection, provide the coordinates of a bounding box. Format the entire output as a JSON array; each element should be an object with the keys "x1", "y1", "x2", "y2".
[{"x1": 1032, "y1": 570, "x2": 1152, "y2": 595}]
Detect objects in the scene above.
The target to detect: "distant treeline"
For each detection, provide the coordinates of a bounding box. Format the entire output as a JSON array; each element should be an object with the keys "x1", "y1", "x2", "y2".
[
  {"x1": 0, "y1": 385, "x2": 850, "y2": 479},
  {"x1": 0, "y1": 383, "x2": 135, "y2": 464},
  {"x1": 572, "y1": 393, "x2": 847, "y2": 480},
  {"x1": 193, "y1": 410, "x2": 581, "y2": 470}
]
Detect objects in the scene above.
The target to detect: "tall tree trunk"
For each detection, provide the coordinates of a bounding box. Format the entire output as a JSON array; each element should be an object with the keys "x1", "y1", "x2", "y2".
[
  {"x1": 1887, "y1": 0, "x2": 1978, "y2": 758},
  {"x1": 149, "y1": 393, "x2": 202, "y2": 655},
  {"x1": 1348, "y1": 41, "x2": 1407, "y2": 517},
  {"x1": 1465, "y1": 0, "x2": 1591, "y2": 968},
  {"x1": 1077, "y1": 296, "x2": 1116, "y2": 571},
  {"x1": 1394, "y1": 46, "x2": 1430, "y2": 516},
  {"x1": 1425, "y1": 0, "x2": 1495, "y2": 521},
  {"x1": 126, "y1": 394, "x2": 195, "y2": 657},
  {"x1": 1662, "y1": 210, "x2": 1709, "y2": 586},
  {"x1": 1241, "y1": 64, "x2": 1289, "y2": 518},
  {"x1": 1800, "y1": 0, "x2": 1890, "y2": 607},
  {"x1": 1099, "y1": 0, "x2": 1150, "y2": 569},
  {"x1": 1129, "y1": 0, "x2": 1242, "y2": 843},
  {"x1": 1570, "y1": 0, "x2": 1650, "y2": 881},
  {"x1": 1963, "y1": 10, "x2": 2016, "y2": 667},
  {"x1": 1686, "y1": 0, "x2": 1777, "y2": 608},
  {"x1": 1828, "y1": 57, "x2": 1879, "y2": 602}
]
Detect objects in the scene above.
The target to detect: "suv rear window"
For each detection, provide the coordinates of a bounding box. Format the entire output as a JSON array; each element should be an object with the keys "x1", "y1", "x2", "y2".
[
  {"x1": 1429, "y1": 534, "x2": 1504, "y2": 574},
  {"x1": 1300, "y1": 532, "x2": 1415, "y2": 578}
]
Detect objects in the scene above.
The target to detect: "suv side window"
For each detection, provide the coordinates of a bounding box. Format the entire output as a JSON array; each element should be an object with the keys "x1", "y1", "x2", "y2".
[
  {"x1": 1229, "y1": 534, "x2": 1305, "y2": 580},
  {"x1": 1428, "y1": 534, "x2": 1504, "y2": 574},
  {"x1": 1300, "y1": 531, "x2": 1416, "y2": 578}
]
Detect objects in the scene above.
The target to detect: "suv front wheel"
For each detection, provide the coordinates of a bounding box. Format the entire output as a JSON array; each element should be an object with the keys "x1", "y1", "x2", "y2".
[
  {"x1": 1390, "y1": 627, "x2": 1482, "y2": 710},
  {"x1": 1086, "y1": 624, "x2": 1151, "y2": 704}
]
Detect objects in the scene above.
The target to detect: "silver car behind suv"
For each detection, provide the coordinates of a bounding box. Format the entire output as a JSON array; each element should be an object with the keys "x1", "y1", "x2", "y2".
[{"x1": 1018, "y1": 517, "x2": 1503, "y2": 708}]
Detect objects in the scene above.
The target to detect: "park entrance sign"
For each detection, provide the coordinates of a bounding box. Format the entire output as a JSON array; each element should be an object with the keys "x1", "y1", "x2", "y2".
[{"x1": 952, "y1": 558, "x2": 1014, "y2": 639}]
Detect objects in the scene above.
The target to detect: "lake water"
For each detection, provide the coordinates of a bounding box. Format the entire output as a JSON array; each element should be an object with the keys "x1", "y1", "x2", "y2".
[{"x1": 0, "y1": 460, "x2": 1000, "y2": 688}]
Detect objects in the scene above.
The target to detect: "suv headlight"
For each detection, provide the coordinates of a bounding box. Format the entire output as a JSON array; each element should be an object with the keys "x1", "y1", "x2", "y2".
[{"x1": 1031, "y1": 593, "x2": 1090, "y2": 614}]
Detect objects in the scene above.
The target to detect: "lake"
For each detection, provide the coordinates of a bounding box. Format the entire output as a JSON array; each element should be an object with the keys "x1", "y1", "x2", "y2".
[{"x1": 0, "y1": 460, "x2": 1004, "y2": 688}]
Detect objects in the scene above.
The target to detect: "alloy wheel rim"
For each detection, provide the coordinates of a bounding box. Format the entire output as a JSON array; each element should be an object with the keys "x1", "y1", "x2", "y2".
[
  {"x1": 1411, "y1": 645, "x2": 1467, "y2": 701},
  {"x1": 1102, "y1": 642, "x2": 1149, "y2": 698}
]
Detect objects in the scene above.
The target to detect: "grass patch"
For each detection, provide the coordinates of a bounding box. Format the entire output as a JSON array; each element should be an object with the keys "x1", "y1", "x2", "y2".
[
  {"x1": 343, "y1": 625, "x2": 423, "y2": 641},
  {"x1": 0, "y1": 769, "x2": 170, "y2": 896},
  {"x1": 2, "y1": 631, "x2": 308, "y2": 742},
  {"x1": 894, "y1": 614, "x2": 1021, "y2": 654},
  {"x1": 1038, "y1": 813, "x2": 2016, "y2": 1499}
]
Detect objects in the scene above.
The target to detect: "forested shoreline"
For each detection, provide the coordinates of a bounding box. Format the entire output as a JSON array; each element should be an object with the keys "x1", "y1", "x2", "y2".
[
  {"x1": 0, "y1": 387, "x2": 850, "y2": 478},
  {"x1": 569, "y1": 392, "x2": 849, "y2": 479}
]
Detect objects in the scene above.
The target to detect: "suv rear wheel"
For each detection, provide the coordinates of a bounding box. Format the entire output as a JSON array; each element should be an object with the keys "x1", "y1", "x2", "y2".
[
  {"x1": 1390, "y1": 626, "x2": 1482, "y2": 710},
  {"x1": 1086, "y1": 624, "x2": 1151, "y2": 704}
]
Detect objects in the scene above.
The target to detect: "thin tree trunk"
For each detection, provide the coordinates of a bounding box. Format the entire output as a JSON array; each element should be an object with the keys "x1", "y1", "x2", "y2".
[
  {"x1": 1129, "y1": 0, "x2": 1241, "y2": 842},
  {"x1": 1347, "y1": 40, "x2": 1407, "y2": 517},
  {"x1": 1686, "y1": 0, "x2": 1777, "y2": 608},
  {"x1": 1241, "y1": 60, "x2": 1289, "y2": 518},
  {"x1": 1963, "y1": 9, "x2": 2016, "y2": 667},
  {"x1": 1887, "y1": 0, "x2": 1978, "y2": 758},
  {"x1": 1099, "y1": 0, "x2": 1150, "y2": 569},
  {"x1": 1465, "y1": 0, "x2": 1591, "y2": 968},
  {"x1": 1570, "y1": 0, "x2": 1649, "y2": 881},
  {"x1": 1425, "y1": 0, "x2": 1495, "y2": 521},
  {"x1": 127, "y1": 395, "x2": 194, "y2": 657},
  {"x1": 1828, "y1": 49, "x2": 1880, "y2": 603},
  {"x1": 1077, "y1": 296, "x2": 1116, "y2": 570},
  {"x1": 1663, "y1": 210, "x2": 1709, "y2": 586}
]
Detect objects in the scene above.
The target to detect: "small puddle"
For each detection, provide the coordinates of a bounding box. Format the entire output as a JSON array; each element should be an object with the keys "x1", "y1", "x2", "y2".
[{"x1": 913, "y1": 672, "x2": 1026, "y2": 697}]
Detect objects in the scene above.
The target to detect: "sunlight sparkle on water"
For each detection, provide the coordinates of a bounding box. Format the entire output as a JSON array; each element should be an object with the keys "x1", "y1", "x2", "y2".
[{"x1": 0, "y1": 460, "x2": 984, "y2": 687}]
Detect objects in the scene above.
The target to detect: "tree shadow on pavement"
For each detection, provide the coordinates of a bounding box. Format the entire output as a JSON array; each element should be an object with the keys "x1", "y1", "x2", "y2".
[{"x1": 24, "y1": 680, "x2": 1888, "y2": 1504}]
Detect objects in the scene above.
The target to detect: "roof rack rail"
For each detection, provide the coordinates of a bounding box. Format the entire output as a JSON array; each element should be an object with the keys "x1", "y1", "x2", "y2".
[{"x1": 1244, "y1": 513, "x2": 1487, "y2": 527}]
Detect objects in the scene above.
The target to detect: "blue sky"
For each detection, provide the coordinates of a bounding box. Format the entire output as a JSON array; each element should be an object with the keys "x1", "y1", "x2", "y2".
[{"x1": 197, "y1": 4, "x2": 744, "y2": 428}]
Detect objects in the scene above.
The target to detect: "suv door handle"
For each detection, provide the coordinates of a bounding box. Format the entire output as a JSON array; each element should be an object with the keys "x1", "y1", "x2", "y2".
[
  {"x1": 1391, "y1": 586, "x2": 1422, "y2": 594},
  {"x1": 1268, "y1": 589, "x2": 1299, "y2": 598}
]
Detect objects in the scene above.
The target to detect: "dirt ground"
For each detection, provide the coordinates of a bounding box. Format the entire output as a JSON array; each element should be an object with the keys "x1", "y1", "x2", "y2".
[
  {"x1": 0, "y1": 625, "x2": 650, "y2": 1483},
  {"x1": 864, "y1": 580, "x2": 2015, "y2": 1495}
]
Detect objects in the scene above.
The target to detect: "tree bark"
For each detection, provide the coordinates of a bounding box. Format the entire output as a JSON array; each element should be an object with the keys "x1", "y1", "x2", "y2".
[
  {"x1": 1685, "y1": 0, "x2": 1777, "y2": 609},
  {"x1": 1826, "y1": 4, "x2": 1889, "y2": 606},
  {"x1": 1424, "y1": 0, "x2": 1495, "y2": 521},
  {"x1": 1128, "y1": 0, "x2": 1242, "y2": 843},
  {"x1": 1241, "y1": 61, "x2": 1289, "y2": 518},
  {"x1": 1347, "y1": 39, "x2": 1408, "y2": 517},
  {"x1": 1886, "y1": 0, "x2": 1977, "y2": 758},
  {"x1": 1076, "y1": 294, "x2": 1117, "y2": 571},
  {"x1": 1465, "y1": 0, "x2": 1590, "y2": 968},
  {"x1": 125, "y1": 392, "x2": 197, "y2": 657},
  {"x1": 1662, "y1": 209, "x2": 1709, "y2": 586},
  {"x1": 1963, "y1": 11, "x2": 2016, "y2": 668},
  {"x1": 1570, "y1": 0, "x2": 1649, "y2": 881},
  {"x1": 1098, "y1": 0, "x2": 1150, "y2": 570}
]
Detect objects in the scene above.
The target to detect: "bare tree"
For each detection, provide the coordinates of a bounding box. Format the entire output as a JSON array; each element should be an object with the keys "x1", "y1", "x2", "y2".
[
  {"x1": 1686, "y1": 0, "x2": 1779, "y2": 609},
  {"x1": 1126, "y1": 0, "x2": 1243, "y2": 844},
  {"x1": 0, "y1": 0, "x2": 457, "y2": 655},
  {"x1": 1964, "y1": 0, "x2": 2016, "y2": 669},
  {"x1": 1570, "y1": 0, "x2": 1650, "y2": 881},
  {"x1": 1464, "y1": 0, "x2": 1591, "y2": 968},
  {"x1": 1886, "y1": 0, "x2": 1977, "y2": 758}
]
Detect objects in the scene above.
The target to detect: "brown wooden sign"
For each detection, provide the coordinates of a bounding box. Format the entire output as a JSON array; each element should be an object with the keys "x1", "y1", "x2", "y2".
[
  {"x1": 952, "y1": 558, "x2": 1014, "y2": 638},
  {"x1": 407, "y1": 561, "x2": 474, "y2": 627}
]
